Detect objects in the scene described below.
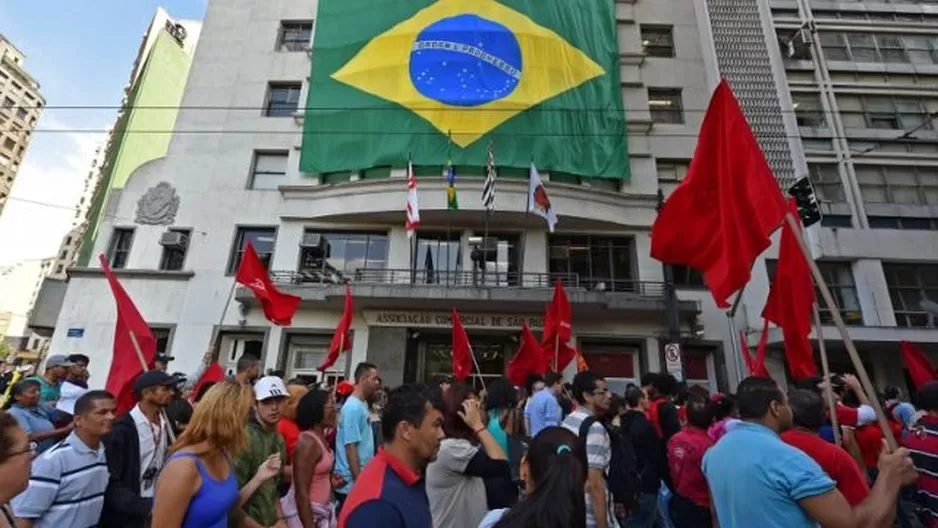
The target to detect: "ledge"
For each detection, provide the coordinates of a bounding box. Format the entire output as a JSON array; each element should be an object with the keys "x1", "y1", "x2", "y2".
[{"x1": 67, "y1": 268, "x2": 196, "y2": 281}]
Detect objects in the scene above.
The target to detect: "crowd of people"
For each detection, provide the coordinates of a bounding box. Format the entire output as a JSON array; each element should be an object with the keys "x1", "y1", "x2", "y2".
[{"x1": 0, "y1": 351, "x2": 936, "y2": 528}]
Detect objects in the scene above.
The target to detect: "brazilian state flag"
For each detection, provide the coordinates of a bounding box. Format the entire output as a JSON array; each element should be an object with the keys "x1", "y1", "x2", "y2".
[{"x1": 300, "y1": 0, "x2": 629, "y2": 180}]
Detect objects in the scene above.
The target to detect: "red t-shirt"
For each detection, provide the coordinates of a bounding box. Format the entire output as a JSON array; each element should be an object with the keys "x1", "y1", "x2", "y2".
[
  {"x1": 855, "y1": 420, "x2": 903, "y2": 470},
  {"x1": 835, "y1": 403, "x2": 858, "y2": 428},
  {"x1": 905, "y1": 415, "x2": 938, "y2": 528},
  {"x1": 781, "y1": 429, "x2": 869, "y2": 506},
  {"x1": 667, "y1": 426, "x2": 714, "y2": 508},
  {"x1": 278, "y1": 418, "x2": 301, "y2": 462}
]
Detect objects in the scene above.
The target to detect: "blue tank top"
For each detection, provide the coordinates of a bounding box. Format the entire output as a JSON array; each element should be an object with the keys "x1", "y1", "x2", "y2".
[{"x1": 167, "y1": 452, "x2": 239, "y2": 528}]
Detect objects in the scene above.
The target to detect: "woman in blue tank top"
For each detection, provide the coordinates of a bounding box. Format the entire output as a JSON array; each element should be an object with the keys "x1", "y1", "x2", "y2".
[{"x1": 153, "y1": 380, "x2": 263, "y2": 528}]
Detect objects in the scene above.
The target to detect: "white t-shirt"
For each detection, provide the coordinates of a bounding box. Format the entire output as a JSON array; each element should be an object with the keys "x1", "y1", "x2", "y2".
[{"x1": 130, "y1": 405, "x2": 170, "y2": 498}]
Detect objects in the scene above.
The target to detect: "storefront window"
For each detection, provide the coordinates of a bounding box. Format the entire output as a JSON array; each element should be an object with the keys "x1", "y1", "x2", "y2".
[
  {"x1": 287, "y1": 334, "x2": 347, "y2": 385},
  {"x1": 415, "y1": 233, "x2": 462, "y2": 285},
  {"x1": 424, "y1": 336, "x2": 507, "y2": 392},
  {"x1": 580, "y1": 342, "x2": 640, "y2": 396},
  {"x1": 548, "y1": 235, "x2": 634, "y2": 292},
  {"x1": 468, "y1": 233, "x2": 520, "y2": 286},
  {"x1": 298, "y1": 231, "x2": 388, "y2": 283}
]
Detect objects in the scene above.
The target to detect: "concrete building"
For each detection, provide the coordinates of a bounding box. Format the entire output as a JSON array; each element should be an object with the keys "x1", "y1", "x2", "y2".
[
  {"x1": 0, "y1": 258, "x2": 54, "y2": 355},
  {"x1": 0, "y1": 34, "x2": 44, "y2": 220},
  {"x1": 45, "y1": 0, "x2": 935, "y2": 394}
]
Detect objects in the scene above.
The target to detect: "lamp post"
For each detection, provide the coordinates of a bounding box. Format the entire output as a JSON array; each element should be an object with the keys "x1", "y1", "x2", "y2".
[{"x1": 656, "y1": 189, "x2": 684, "y2": 380}]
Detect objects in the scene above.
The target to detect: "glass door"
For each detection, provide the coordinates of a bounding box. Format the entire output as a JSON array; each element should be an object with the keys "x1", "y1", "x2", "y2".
[{"x1": 423, "y1": 337, "x2": 510, "y2": 392}]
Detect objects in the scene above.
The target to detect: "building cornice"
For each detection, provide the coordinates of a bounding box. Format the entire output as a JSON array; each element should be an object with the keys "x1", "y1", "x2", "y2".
[{"x1": 67, "y1": 268, "x2": 195, "y2": 281}]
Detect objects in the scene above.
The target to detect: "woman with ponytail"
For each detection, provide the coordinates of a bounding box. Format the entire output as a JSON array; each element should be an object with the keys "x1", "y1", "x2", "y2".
[{"x1": 478, "y1": 426, "x2": 588, "y2": 528}]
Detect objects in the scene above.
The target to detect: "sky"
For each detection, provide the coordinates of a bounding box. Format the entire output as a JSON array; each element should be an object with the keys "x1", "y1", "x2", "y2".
[{"x1": 0, "y1": 0, "x2": 207, "y2": 267}]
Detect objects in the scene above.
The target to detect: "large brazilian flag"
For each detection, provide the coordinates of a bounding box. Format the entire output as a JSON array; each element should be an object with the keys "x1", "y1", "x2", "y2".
[{"x1": 299, "y1": 0, "x2": 628, "y2": 180}]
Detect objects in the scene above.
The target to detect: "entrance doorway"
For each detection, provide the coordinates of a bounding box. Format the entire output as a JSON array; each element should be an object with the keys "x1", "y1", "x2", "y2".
[{"x1": 419, "y1": 332, "x2": 515, "y2": 392}]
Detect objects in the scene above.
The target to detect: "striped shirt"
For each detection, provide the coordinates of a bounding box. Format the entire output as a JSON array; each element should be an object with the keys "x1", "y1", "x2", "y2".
[
  {"x1": 906, "y1": 415, "x2": 938, "y2": 528},
  {"x1": 562, "y1": 409, "x2": 620, "y2": 528},
  {"x1": 12, "y1": 432, "x2": 108, "y2": 528}
]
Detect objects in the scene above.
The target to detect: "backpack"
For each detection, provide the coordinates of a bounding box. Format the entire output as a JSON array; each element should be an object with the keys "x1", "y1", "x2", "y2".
[{"x1": 578, "y1": 416, "x2": 642, "y2": 511}]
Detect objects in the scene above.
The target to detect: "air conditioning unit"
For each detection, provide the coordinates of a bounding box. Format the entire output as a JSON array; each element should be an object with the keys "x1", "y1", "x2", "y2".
[
  {"x1": 159, "y1": 231, "x2": 187, "y2": 248},
  {"x1": 299, "y1": 233, "x2": 324, "y2": 248}
]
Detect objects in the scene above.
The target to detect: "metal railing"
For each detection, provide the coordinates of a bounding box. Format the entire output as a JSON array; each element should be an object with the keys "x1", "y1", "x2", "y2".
[{"x1": 268, "y1": 268, "x2": 668, "y2": 296}]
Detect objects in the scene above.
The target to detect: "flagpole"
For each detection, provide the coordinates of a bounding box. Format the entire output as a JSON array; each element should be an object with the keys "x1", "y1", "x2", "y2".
[
  {"x1": 445, "y1": 131, "x2": 453, "y2": 287},
  {"x1": 128, "y1": 331, "x2": 149, "y2": 372},
  {"x1": 468, "y1": 344, "x2": 486, "y2": 392},
  {"x1": 812, "y1": 303, "x2": 841, "y2": 446},
  {"x1": 727, "y1": 288, "x2": 746, "y2": 387},
  {"x1": 784, "y1": 212, "x2": 897, "y2": 450}
]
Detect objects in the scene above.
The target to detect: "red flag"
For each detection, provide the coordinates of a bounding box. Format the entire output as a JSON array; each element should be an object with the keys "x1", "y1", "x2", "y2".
[
  {"x1": 763, "y1": 199, "x2": 817, "y2": 380},
  {"x1": 100, "y1": 254, "x2": 157, "y2": 415},
  {"x1": 507, "y1": 322, "x2": 546, "y2": 386},
  {"x1": 901, "y1": 341, "x2": 937, "y2": 389},
  {"x1": 651, "y1": 79, "x2": 787, "y2": 308},
  {"x1": 543, "y1": 280, "x2": 572, "y2": 344},
  {"x1": 235, "y1": 242, "x2": 301, "y2": 326},
  {"x1": 740, "y1": 323, "x2": 771, "y2": 378},
  {"x1": 576, "y1": 351, "x2": 589, "y2": 373},
  {"x1": 451, "y1": 308, "x2": 473, "y2": 382},
  {"x1": 191, "y1": 362, "x2": 224, "y2": 399},
  {"x1": 319, "y1": 284, "x2": 353, "y2": 372}
]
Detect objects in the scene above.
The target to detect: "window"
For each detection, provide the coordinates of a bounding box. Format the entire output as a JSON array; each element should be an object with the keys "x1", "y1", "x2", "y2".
[
  {"x1": 672, "y1": 265, "x2": 705, "y2": 288},
  {"x1": 265, "y1": 83, "x2": 301, "y2": 117},
  {"x1": 159, "y1": 228, "x2": 191, "y2": 271},
  {"x1": 656, "y1": 159, "x2": 689, "y2": 182},
  {"x1": 641, "y1": 26, "x2": 674, "y2": 58},
  {"x1": 15, "y1": 108, "x2": 26, "y2": 120},
  {"x1": 548, "y1": 235, "x2": 634, "y2": 292},
  {"x1": 249, "y1": 151, "x2": 288, "y2": 189},
  {"x1": 106, "y1": 228, "x2": 135, "y2": 269},
  {"x1": 766, "y1": 260, "x2": 863, "y2": 324},
  {"x1": 64, "y1": 236, "x2": 72, "y2": 245},
  {"x1": 298, "y1": 231, "x2": 389, "y2": 283},
  {"x1": 883, "y1": 263, "x2": 938, "y2": 328},
  {"x1": 228, "y1": 227, "x2": 277, "y2": 274},
  {"x1": 288, "y1": 334, "x2": 347, "y2": 382},
  {"x1": 469, "y1": 233, "x2": 521, "y2": 286},
  {"x1": 414, "y1": 233, "x2": 462, "y2": 285},
  {"x1": 648, "y1": 89, "x2": 684, "y2": 124},
  {"x1": 151, "y1": 328, "x2": 172, "y2": 356},
  {"x1": 55, "y1": 264, "x2": 63, "y2": 275},
  {"x1": 1, "y1": 137, "x2": 13, "y2": 151},
  {"x1": 58, "y1": 249, "x2": 67, "y2": 259},
  {"x1": 1, "y1": 98, "x2": 12, "y2": 109},
  {"x1": 819, "y1": 31, "x2": 938, "y2": 65},
  {"x1": 792, "y1": 93, "x2": 827, "y2": 128},
  {"x1": 869, "y1": 217, "x2": 938, "y2": 230},
  {"x1": 840, "y1": 95, "x2": 934, "y2": 131},
  {"x1": 278, "y1": 22, "x2": 313, "y2": 52},
  {"x1": 807, "y1": 164, "x2": 847, "y2": 203},
  {"x1": 853, "y1": 165, "x2": 938, "y2": 205}
]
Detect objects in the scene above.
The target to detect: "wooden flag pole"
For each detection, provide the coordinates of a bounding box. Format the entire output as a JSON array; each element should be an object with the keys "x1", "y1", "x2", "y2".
[
  {"x1": 784, "y1": 212, "x2": 897, "y2": 450},
  {"x1": 812, "y1": 303, "x2": 842, "y2": 446},
  {"x1": 468, "y1": 345, "x2": 486, "y2": 393},
  {"x1": 128, "y1": 331, "x2": 149, "y2": 372}
]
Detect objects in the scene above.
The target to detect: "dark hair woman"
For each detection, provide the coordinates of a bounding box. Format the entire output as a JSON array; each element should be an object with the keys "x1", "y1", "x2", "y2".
[
  {"x1": 6, "y1": 379, "x2": 70, "y2": 454},
  {"x1": 0, "y1": 411, "x2": 31, "y2": 526},
  {"x1": 282, "y1": 389, "x2": 337, "y2": 528},
  {"x1": 426, "y1": 383, "x2": 513, "y2": 528},
  {"x1": 480, "y1": 426, "x2": 588, "y2": 528}
]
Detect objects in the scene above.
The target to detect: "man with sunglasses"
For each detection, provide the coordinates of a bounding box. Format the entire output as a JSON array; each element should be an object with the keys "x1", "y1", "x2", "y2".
[{"x1": 563, "y1": 371, "x2": 618, "y2": 528}]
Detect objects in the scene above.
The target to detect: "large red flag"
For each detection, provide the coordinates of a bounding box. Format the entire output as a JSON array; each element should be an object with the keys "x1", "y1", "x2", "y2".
[
  {"x1": 451, "y1": 308, "x2": 473, "y2": 382},
  {"x1": 740, "y1": 323, "x2": 771, "y2": 378},
  {"x1": 763, "y1": 199, "x2": 817, "y2": 380},
  {"x1": 901, "y1": 341, "x2": 937, "y2": 389},
  {"x1": 236, "y1": 242, "x2": 301, "y2": 326},
  {"x1": 319, "y1": 284, "x2": 353, "y2": 372},
  {"x1": 507, "y1": 322, "x2": 545, "y2": 386},
  {"x1": 542, "y1": 280, "x2": 573, "y2": 370},
  {"x1": 650, "y1": 79, "x2": 788, "y2": 308},
  {"x1": 100, "y1": 255, "x2": 157, "y2": 414},
  {"x1": 191, "y1": 362, "x2": 224, "y2": 400}
]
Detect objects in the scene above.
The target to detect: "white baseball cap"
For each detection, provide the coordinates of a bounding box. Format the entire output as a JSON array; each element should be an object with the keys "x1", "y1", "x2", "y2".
[{"x1": 254, "y1": 376, "x2": 288, "y2": 401}]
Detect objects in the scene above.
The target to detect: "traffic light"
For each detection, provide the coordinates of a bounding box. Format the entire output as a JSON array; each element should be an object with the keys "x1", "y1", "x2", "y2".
[{"x1": 788, "y1": 177, "x2": 822, "y2": 228}]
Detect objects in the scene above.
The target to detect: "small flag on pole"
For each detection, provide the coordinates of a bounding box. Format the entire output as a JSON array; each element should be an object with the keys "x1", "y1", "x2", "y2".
[
  {"x1": 406, "y1": 160, "x2": 420, "y2": 237},
  {"x1": 445, "y1": 160, "x2": 459, "y2": 210},
  {"x1": 482, "y1": 142, "x2": 496, "y2": 212},
  {"x1": 528, "y1": 163, "x2": 558, "y2": 232}
]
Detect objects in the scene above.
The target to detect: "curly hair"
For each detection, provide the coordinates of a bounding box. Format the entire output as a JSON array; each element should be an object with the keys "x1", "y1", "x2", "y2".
[{"x1": 171, "y1": 379, "x2": 254, "y2": 456}]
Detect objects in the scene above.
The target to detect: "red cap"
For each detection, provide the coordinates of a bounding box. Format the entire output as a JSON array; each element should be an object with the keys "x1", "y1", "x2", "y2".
[{"x1": 336, "y1": 380, "x2": 354, "y2": 396}]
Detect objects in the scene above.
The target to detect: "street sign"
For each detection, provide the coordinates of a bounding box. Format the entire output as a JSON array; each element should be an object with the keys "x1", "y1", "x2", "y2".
[
  {"x1": 66, "y1": 328, "x2": 84, "y2": 338},
  {"x1": 664, "y1": 342, "x2": 683, "y2": 381}
]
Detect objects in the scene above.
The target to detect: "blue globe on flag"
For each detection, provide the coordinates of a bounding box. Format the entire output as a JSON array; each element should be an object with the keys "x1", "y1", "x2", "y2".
[{"x1": 409, "y1": 14, "x2": 523, "y2": 107}]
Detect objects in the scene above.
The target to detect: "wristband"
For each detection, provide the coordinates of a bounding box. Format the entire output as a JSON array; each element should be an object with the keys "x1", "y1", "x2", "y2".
[{"x1": 474, "y1": 426, "x2": 486, "y2": 435}]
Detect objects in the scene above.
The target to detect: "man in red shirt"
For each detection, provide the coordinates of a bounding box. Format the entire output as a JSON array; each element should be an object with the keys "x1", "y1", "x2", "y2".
[
  {"x1": 906, "y1": 381, "x2": 938, "y2": 528},
  {"x1": 781, "y1": 389, "x2": 870, "y2": 506},
  {"x1": 667, "y1": 393, "x2": 715, "y2": 528}
]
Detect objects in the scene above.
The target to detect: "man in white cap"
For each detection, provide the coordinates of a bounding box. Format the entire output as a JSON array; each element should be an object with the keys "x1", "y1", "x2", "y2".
[{"x1": 233, "y1": 376, "x2": 288, "y2": 528}]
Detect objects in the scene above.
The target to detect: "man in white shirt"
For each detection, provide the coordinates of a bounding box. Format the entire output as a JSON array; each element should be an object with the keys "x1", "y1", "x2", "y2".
[{"x1": 100, "y1": 371, "x2": 176, "y2": 528}]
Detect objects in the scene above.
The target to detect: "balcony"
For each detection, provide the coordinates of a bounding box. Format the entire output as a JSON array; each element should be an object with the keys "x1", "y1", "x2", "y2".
[{"x1": 235, "y1": 268, "x2": 700, "y2": 320}]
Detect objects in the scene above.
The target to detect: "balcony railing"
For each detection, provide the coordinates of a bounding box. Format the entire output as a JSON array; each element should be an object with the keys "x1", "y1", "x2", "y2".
[{"x1": 268, "y1": 268, "x2": 667, "y2": 297}]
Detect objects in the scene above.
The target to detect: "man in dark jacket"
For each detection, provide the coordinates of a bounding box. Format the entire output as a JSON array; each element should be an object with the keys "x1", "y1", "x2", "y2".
[
  {"x1": 621, "y1": 384, "x2": 671, "y2": 528},
  {"x1": 101, "y1": 371, "x2": 176, "y2": 527}
]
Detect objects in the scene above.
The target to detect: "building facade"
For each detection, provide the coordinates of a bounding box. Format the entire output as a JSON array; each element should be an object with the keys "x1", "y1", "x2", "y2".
[
  {"x1": 49, "y1": 0, "x2": 936, "y2": 394},
  {"x1": 0, "y1": 258, "x2": 54, "y2": 355},
  {"x1": 0, "y1": 34, "x2": 44, "y2": 220}
]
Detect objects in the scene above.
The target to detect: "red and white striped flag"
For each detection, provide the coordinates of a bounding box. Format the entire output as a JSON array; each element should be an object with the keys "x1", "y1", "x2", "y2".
[{"x1": 405, "y1": 160, "x2": 420, "y2": 237}]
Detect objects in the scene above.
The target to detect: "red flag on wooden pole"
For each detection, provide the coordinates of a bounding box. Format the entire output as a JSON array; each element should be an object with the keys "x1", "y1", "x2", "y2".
[
  {"x1": 235, "y1": 242, "x2": 301, "y2": 326},
  {"x1": 451, "y1": 308, "x2": 473, "y2": 382},
  {"x1": 507, "y1": 322, "x2": 545, "y2": 386},
  {"x1": 542, "y1": 280, "x2": 573, "y2": 371},
  {"x1": 650, "y1": 79, "x2": 787, "y2": 308},
  {"x1": 100, "y1": 255, "x2": 157, "y2": 414},
  {"x1": 763, "y1": 199, "x2": 817, "y2": 380},
  {"x1": 318, "y1": 284, "x2": 353, "y2": 372},
  {"x1": 900, "y1": 341, "x2": 937, "y2": 389}
]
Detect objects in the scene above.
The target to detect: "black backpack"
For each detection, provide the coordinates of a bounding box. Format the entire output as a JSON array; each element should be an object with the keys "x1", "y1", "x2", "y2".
[{"x1": 578, "y1": 416, "x2": 643, "y2": 511}]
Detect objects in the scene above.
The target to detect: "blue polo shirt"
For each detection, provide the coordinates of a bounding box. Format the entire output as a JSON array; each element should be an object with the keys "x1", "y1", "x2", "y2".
[
  {"x1": 703, "y1": 422, "x2": 835, "y2": 528},
  {"x1": 336, "y1": 395, "x2": 376, "y2": 495},
  {"x1": 8, "y1": 404, "x2": 57, "y2": 453},
  {"x1": 338, "y1": 449, "x2": 431, "y2": 528},
  {"x1": 525, "y1": 387, "x2": 562, "y2": 437}
]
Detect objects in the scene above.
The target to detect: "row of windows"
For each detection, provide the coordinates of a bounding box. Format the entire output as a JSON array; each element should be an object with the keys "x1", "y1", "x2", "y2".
[
  {"x1": 776, "y1": 8, "x2": 938, "y2": 24},
  {"x1": 808, "y1": 163, "x2": 938, "y2": 207},
  {"x1": 793, "y1": 92, "x2": 935, "y2": 131},
  {"x1": 821, "y1": 32, "x2": 938, "y2": 65}
]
